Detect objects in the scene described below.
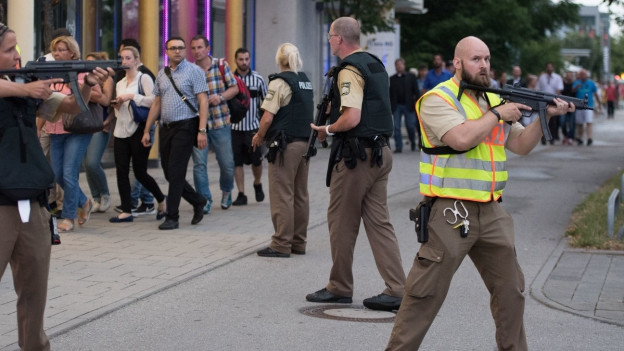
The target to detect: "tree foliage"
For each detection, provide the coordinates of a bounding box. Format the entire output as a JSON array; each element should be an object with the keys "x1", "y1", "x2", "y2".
[
  {"x1": 321, "y1": 0, "x2": 395, "y2": 34},
  {"x1": 397, "y1": 0, "x2": 580, "y2": 76}
]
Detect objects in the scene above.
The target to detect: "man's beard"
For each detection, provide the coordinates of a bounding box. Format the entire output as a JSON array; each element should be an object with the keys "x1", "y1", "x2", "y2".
[{"x1": 461, "y1": 61, "x2": 490, "y2": 87}]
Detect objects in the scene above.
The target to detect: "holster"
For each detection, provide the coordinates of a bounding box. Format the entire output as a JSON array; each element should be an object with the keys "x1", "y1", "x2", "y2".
[
  {"x1": 265, "y1": 131, "x2": 288, "y2": 164},
  {"x1": 370, "y1": 135, "x2": 385, "y2": 168},
  {"x1": 409, "y1": 197, "x2": 436, "y2": 243}
]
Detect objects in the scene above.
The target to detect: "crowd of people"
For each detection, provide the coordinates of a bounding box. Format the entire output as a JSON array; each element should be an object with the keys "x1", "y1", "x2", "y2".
[
  {"x1": 30, "y1": 32, "x2": 271, "y2": 232},
  {"x1": 1, "y1": 15, "x2": 620, "y2": 351},
  {"x1": 395, "y1": 55, "x2": 619, "y2": 152}
]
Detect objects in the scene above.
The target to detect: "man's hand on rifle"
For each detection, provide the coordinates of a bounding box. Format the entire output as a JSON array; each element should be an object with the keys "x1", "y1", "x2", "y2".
[
  {"x1": 546, "y1": 98, "x2": 575, "y2": 118},
  {"x1": 25, "y1": 79, "x2": 63, "y2": 99},
  {"x1": 495, "y1": 102, "x2": 532, "y2": 124},
  {"x1": 85, "y1": 67, "x2": 114, "y2": 87},
  {"x1": 310, "y1": 123, "x2": 328, "y2": 142}
]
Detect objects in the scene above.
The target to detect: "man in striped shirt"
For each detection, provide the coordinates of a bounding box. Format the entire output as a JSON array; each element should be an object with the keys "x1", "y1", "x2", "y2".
[{"x1": 231, "y1": 48, "x2": 267, "y2": 206}]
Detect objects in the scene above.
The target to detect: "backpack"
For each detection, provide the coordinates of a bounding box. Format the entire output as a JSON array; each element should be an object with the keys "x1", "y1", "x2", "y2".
[{"x1": 218, "y1": 58, "x2": 250, "y2": 124}]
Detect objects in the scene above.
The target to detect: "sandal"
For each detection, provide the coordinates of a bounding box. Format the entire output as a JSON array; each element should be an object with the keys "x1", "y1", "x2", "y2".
[
  {"x1": 78, "y1": 199, "x2": 93, "y2": 226},
  {"x1": 57, "y1": 219, "x2": 74, "y2": 232}
]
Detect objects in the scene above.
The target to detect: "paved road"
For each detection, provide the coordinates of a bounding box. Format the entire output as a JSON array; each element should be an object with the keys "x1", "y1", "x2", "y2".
[{"x1": 2, "y1": 112, "x2": 624, "y2": 350}]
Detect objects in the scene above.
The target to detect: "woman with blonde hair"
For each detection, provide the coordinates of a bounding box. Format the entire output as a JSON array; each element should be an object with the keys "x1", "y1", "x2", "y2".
[
  {"x1": 109, "y1": 46, "x2": 166, "y2": 222},
  {"x1": 251, "y1": 43, "x2": 313, "y2": 257},
  {"x1": 43, "y1": 35, "x2": 103, "y2": 231}
]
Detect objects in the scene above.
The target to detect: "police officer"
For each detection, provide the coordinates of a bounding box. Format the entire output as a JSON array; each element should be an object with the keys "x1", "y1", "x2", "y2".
[
  {"x1": 307, "y1": 17, "x2": 406, "y2": 311},
  {"x1": 385, "y1": 36, "x2": 574, "y2": 350},
  {"x1": 251, "y1": 43, "x2": 312, "y2": 258},
  {"x1": 0, "y1": 22, "x2": 111, "y2": 350}
]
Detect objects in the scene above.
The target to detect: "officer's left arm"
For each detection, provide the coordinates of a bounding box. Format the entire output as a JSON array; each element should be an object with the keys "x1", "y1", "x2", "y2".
[{"x1": 506, "y1": 98, "x2": 574, "y2": 155}]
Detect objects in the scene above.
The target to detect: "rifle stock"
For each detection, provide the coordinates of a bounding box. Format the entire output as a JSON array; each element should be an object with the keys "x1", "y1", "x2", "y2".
[
  {"x1": 457, "y1": 81, "x2": 592, "y2": 141},
  {"x1": 0, "y1": 60, "x2": 127, "y2": 112},
  {"x1": 303, "y1": 67, "x2": 336, "y2": 162}
]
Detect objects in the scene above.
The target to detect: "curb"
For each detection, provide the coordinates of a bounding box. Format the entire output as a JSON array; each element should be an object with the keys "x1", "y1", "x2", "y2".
[{"x1": 529, "y1": 236, "x2": 624, "y2": 327}]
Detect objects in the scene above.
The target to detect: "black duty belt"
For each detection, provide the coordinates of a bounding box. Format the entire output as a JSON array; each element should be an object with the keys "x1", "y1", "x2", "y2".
[
  {"x1": 357, "y1": 136, "x2": 388, "y2": 148},
  {"x1": 161, "y1": 116, "x2": 198, "y2": 129}
]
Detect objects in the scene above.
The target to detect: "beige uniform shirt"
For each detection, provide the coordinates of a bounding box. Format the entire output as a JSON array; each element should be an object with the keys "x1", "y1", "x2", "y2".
[
  {"x1": 419, "y1": 81, "x2": 524, "y2": 147},
  {"x1": 261, "y1": 77, "x2": 292, "y2": 114},
  {"x1": 337, "y1": 50, "x2": 366, "y2": 113}
]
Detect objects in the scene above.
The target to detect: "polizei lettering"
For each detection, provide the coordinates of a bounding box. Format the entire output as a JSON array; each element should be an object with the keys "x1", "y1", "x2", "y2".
[{"x1": 299, "y1": 81, "x2": 313, "y2": 90}]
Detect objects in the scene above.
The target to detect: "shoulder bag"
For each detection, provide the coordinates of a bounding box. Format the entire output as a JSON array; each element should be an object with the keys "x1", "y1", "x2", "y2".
[
  {"x1": 164, "y1": 66, "x2": 198, "y2": 114},
  {"x1": 129, "y1": 73, "x2": 152, "y2": 123},
  {"x1": 62, "y1": 101, "x2": 104, "y2": 134}
]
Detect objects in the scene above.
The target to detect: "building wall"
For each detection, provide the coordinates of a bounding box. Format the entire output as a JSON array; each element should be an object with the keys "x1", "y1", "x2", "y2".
[{"x1": 255, "y1": 0, "x2": 324, "y2": 96}]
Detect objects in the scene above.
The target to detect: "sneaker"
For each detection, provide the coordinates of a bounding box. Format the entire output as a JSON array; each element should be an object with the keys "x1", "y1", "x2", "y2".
[
  {"x1": 91, "y1": 200, "x2": 100, "y2": 213},
  {"x1": 587, "y1": 138, "x2": 593, "y2": 146},
  {"x1": 254, "y1": 183, "x2": 265, "y2": 202},
  {"x1": 232, "y1": 193, "x2": 248, "y2": 206},
  {"x1": 115, "y1": 205, "x2": 138, "y2": 213},
  {"x1": 98, "y1": 195, "x2": 111, "y2": 212},
  {"x1": 203, "y1": 200, "x2": 212, "y2": 214},
  {"x1": 576, "y1": 138, "x2": 583, "y2": 146},
  {"x1": 363, "y1": 293, "x2": 402, "y2": 311},
  {"x1": 132, "y1": 203, "x2": 156, "y2": 216},
  {"x1": 221, "y1": 191, "x2": 232, "y2": 210}
]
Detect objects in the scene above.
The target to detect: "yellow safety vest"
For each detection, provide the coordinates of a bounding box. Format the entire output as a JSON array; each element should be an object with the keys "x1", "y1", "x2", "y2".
[{"x1": 416, "y1": 79, "x2": 510, "y2": 202}]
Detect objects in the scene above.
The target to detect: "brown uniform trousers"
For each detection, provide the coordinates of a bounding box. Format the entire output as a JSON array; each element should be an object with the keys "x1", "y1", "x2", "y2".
[
  {"x1": 386, "y1": 198, "x2": 527, "y2": 351},
  {"x1": 268, "y1": 141, "x2": 309, "y2": 254},
  {"x1": 0, "y1": 203, "x2": 51, "y2": 351},
  {"x1": 326, "y1": 146, "x2": 405, "y2": 297}
]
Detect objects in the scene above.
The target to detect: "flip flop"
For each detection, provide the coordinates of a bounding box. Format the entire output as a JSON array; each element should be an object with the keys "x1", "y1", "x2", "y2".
[
  {"x1": 57, "y1": 219, "x2": 74, "y2": 232},
  {"x1": 78, "y1": 199, "x2": 93, "y2": 226}
]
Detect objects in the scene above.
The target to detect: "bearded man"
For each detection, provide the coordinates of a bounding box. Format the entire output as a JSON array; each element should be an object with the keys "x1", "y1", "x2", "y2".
[{"x1": 384, "y1": 36, "x2": 574, "y2": 351}]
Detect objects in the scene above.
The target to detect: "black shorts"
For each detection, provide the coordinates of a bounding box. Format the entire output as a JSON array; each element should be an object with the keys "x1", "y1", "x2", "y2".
[{"x1": 232, "y1": 129, "x2": 263, "y2": 167}]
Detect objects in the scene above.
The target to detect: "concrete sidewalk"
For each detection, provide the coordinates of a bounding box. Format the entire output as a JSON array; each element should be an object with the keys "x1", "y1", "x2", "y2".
[{"x1": 2, "y1": 111, "x2": 624, "y2": 350}]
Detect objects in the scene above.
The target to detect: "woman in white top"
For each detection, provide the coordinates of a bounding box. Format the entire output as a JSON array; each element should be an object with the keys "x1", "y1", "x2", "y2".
[{"x1": 109, "y1": 46, "x2": 166, "y2": 222}]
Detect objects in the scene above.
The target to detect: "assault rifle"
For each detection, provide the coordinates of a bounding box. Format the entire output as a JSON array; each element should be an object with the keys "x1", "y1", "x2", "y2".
[
  {"x1": 0, "y1": 59, "x2": 127, "y2": 113},
  {"x1": 303, "y1": 67, "x2": 337, "y2": 162},
  {"x1": 457, "y1": 81, "x2": 592, "y2": 141}
]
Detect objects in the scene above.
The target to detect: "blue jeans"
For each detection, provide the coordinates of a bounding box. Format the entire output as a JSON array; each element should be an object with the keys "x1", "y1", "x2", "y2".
[
  {"x1": 192, "y1": 125, "x2": 234, "y2": 202},
  {"x1": 50, "y1": 133, "x2": 92, "y2": 219},
  {"x1": 130, "y1": 125, "x2": 156, "y2": 206},
  {"x1": 559, "y1": 111, "x2": 576, "y2": 140},
  {"x1": 84, "y1": 130, "x2": 111, "y2": 201},
  {"x1": 393, "y1": 104, "x2": 417, "y2": 151}
]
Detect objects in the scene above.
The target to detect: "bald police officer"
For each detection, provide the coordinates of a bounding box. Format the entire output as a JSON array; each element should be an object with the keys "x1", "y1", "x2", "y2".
[{"x1": 307, "y1": 17, "x2": 406, "y2": 311}]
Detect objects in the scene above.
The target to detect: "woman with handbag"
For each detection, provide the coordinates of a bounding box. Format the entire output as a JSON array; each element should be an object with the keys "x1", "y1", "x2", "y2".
[
  {"x1": 42, "y1": 35, "x2": 102, "y2": 232},
  {"x1": 109, "y1": 46, "x2": 166, "y2": 222}
]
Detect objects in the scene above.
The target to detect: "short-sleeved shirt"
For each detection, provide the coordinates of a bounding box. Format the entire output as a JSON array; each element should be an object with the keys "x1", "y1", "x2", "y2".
[
  {"x1": 261, "y1": 78, "x2": 292, "y2": 114},
  {"x1": 573, "y1": 79, "x2": 598, "y2": 107},
  {"x1": 44, "y1": 73, "x2": 101, "y2": 134},
  {"x1": 336, "y1": 64, "x2": 365, "y2": 113},
  {"x1": 419, "y1": 84, "x2": 523, "y2": 147},
  {"x1": 153, "y1": 59, "x2": 208, "y2": 123},
  {"x1": 232, "y1": 69, "x2": 267, "y2": 131},
  {"x1": 537, "y1": 72, "x2": 563, "y2": 94},
  {"x1": 423, "y1": 69, "x2": 453, "y2": 90},
  {"x1": 202, "y1": 57, "x2": 237, "y2": 130}
]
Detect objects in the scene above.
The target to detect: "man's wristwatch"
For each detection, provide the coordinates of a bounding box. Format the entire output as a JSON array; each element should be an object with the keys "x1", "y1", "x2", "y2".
[{"x1": 199, "y1": 128, "x2": 207, "y2": 135}]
